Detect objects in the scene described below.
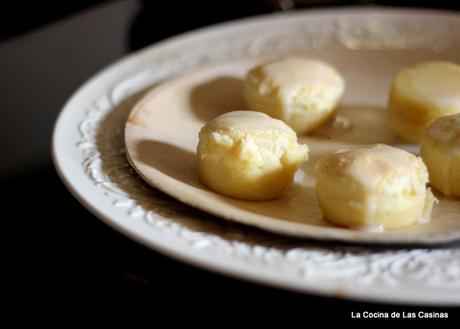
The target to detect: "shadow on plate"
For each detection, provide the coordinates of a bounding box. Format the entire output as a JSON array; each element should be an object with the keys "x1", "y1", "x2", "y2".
[
  {"x1": 135, "y1": 139, "x2": 207, "y2": 191},
  {"x1": 134, "y1": 139, "x2": 331, "y2": 228},
  {"x1": 309, "y1": 104, "x2": 399, "y2": 145},
  {"x1": 189, "y1": 76, "x2": 244, "y2": 122}
]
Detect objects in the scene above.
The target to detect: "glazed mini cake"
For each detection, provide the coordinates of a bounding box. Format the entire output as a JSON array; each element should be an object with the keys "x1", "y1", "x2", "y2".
[
  {"x1": 197, "y1": 111, "x2": 309, "y2": 201},
  {"x1": 421, "y1": 113, "x2": 460, "y2": 197},
  {"x1": 387, "y1": 61, "x2": 460, "y2": 143},
  {"x1": 244, "y1": 57, "x2": 345, "y2": 134},
  {"x1": 315, "y1": 144, "x2": 436, "y2": 230}
]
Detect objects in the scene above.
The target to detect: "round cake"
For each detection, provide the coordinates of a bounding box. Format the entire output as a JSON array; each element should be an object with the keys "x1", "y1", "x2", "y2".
[
  {"x1": 421, "y1": 113, "x2": 460, "y2": 197},
  {"x1": 315, "y1": 144, "x2": 436, "y2": 230},
  {"x1": 197, "y1": 111, "x2": 309, "y2": 200},
  {"x1": 244, "y1": 57, "x2": 345, "y2": 134},
  {"x1": 387, "y1": 61, "x2": 460, "y2": 143}
]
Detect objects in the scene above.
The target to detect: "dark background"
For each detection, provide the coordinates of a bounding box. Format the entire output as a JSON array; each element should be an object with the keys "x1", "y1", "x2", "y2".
[{"x1": 1, "y1": 0, "x2": 459, "y2": 320}]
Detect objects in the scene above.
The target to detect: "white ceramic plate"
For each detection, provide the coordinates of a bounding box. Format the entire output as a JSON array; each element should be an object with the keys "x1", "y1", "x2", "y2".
[{"x1": 53, "y1": 8, "x2": 460, "y2": 305}]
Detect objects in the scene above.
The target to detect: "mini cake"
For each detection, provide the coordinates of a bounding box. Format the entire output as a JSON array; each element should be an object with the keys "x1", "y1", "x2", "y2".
[
  {"x1": 197, "y1": 111, "x2": 309, "y2": 200},
  {"x1": 315, "y1": 144, "x2": 436, "y2": 230},
  {"x1": 243, "y1": 57, "x2": 345, "y2": 134},
  {"x1": 387, "y1": 61, "x2": 460, "y2": 143},
  {"x1": 421, "y1": 113, "x2": 460, "y2": 197}
]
